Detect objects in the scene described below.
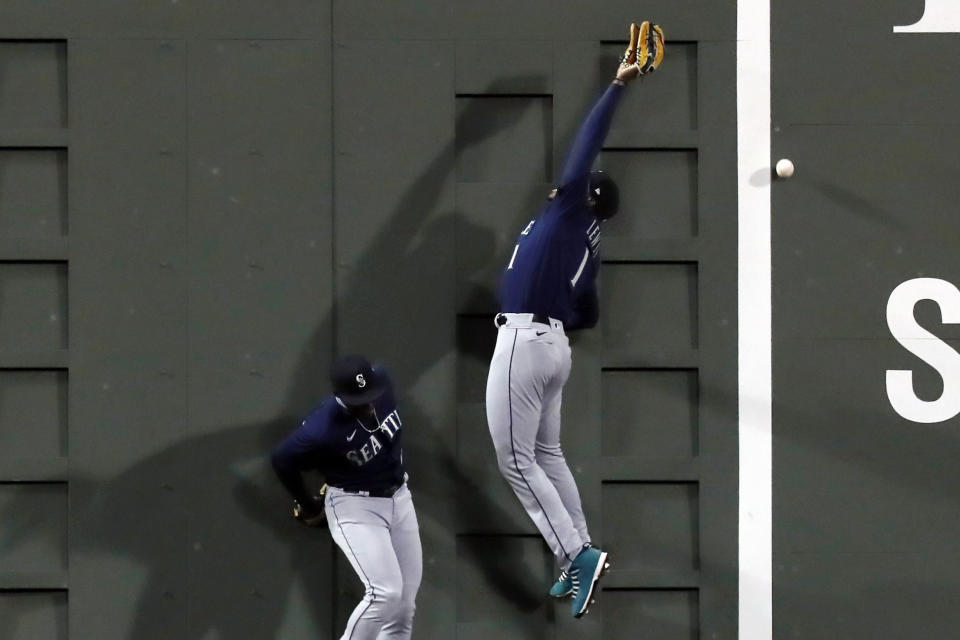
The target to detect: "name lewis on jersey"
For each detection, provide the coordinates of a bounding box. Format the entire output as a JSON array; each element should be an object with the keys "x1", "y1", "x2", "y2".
[
  {"x1": 345, "y1": 409, "x2": 402, "y2": 467},
  {"x1": 586, "y1": 219, "x2": 601, "y2": 258}
]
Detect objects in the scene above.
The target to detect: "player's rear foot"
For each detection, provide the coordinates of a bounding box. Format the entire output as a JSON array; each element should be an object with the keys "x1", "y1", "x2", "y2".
[{"x1": 569, "y1": 546, "x2": 611, "y2": 618}]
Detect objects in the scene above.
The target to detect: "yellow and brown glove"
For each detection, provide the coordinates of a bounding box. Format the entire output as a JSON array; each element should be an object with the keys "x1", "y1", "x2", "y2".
[{"x1": 617, "y1": 21, "x2": 665, "y2": 82}]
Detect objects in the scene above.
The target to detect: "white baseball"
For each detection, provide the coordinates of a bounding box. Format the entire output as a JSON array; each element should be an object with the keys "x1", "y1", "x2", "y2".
[{"x1": 775, "y1": 158, "x2": 795, "y2": 178}]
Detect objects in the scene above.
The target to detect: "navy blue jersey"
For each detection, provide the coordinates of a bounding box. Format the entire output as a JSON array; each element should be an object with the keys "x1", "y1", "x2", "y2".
[
  {"x1": 496, "y1": 83, "x2": 622, "y2": 329},
  {"x1": 271, "y1": 367, "x2": 404, "y2": 500},
  {"x1": 498, "y1": 194, "x2": 601, "y2": 327}
]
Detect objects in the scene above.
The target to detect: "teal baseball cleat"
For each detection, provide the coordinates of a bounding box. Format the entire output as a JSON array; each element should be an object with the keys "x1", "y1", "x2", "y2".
[
  {"x1": 569, "y1": 546, "x2": 610, "y2": 618},
  {"x1": 549, "y1": 570, "x2": 573, "y2": 598}
]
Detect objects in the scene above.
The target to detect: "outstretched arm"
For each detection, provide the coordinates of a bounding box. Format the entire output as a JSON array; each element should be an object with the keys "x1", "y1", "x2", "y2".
[
  {"x1": 557, "y1": 21, "x2": 665, "y2": 191},
  {"x1": 557, "y1": 82, "x2": 625, "y2": 189}
]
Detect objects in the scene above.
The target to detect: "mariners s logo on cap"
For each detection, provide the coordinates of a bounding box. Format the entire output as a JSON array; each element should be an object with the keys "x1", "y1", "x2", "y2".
[{"x1": 330, "y1": 355, "x2": 387, "y2": 407}]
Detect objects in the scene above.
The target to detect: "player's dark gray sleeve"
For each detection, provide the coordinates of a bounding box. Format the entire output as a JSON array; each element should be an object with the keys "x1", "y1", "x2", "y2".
[{"x1": 566, "y1": 283, "x2": 599, "y2": 330}]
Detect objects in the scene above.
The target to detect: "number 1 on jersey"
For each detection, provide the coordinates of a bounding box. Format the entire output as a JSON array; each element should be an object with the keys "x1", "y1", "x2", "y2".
[
  {"x1": 508, "y1": 220, "x2": 536, "y2": 270},
  {"x1": 507, "y1": 243, "x2": 520, "y2": 269}
]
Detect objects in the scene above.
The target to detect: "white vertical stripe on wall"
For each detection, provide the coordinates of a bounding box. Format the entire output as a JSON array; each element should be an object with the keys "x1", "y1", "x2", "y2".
[{"x1": 737, "y1": 0, "x2": 772, "y2": 637}]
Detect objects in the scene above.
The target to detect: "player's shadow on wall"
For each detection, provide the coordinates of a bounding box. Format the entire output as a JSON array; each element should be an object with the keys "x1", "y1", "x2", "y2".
[
  {"x1": 236, "y1": 72, "x2": 556, "y2": 636},
  {"x1": 0, "y1": 75, "x2": 556, "y2": 640},
  {"x1": 310, "y1": 72, "x2": 561, "y2": 635}
]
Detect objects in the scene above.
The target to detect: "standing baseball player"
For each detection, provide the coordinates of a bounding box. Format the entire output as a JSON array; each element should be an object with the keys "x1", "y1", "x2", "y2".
[
  {"x1": 485, "y1": 22, "x2": 664, "y2": 618},
  {"x1": 271, "y1": 355, "x2": 421, "y2": 640}
]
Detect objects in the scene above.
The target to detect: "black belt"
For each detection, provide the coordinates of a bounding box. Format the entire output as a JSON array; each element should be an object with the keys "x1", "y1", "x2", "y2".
[
  {"x1": 496, "y1": 313, "x2": 551, "y2": 327},
  {"x1": 341, "y1": 481, "x2": 404, "y2": 498}
]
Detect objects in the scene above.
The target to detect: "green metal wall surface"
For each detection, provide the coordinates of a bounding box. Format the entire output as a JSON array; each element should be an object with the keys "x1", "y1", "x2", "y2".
[{"x1": 0, "y1": 2, "x2": 739, "y2": 638}]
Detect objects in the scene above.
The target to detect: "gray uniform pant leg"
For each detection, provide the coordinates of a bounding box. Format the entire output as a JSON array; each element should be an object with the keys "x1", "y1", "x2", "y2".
[
  {"x1": 486, "y1": 326, "x2": 586, "y2": 570},
  {"x1": 378, "y1": 487, "x2": 422, "y2": 638},
  {"x1": 325, "y1": 485, "x2": 423, "y2": 640},
  {"x1": 535, "y1": 346, "x2": 591, "y2": 545}
]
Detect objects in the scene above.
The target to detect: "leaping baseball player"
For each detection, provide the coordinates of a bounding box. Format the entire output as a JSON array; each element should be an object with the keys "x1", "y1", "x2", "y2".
[
  {"x1": 271, "y1": 355, "x2": 421, "y2": 640},
  {"x1": 485, "y1": 22, "x2": 665, "y2": 618}
]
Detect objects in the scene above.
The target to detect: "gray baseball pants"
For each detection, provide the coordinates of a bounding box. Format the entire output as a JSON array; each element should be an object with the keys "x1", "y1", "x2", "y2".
[
  {"x1": 485, "y1": 313, "x2": 590, "y2": 570},
  {"x1": 325, "y1": 483, "x2": 422, "y2": 640}
]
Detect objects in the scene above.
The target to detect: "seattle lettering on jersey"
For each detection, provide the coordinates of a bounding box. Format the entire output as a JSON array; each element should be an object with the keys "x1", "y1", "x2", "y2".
[
  {"x1": 346, "y1": 409, "x2": 403, "y2": 467},
  {"x1": 271, "y1": 367, "x2": 406, "y2": 498}
]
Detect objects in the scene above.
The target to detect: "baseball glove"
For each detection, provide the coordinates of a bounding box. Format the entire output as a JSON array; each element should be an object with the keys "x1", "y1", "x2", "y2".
[
  {"x1": 293, "y1": 483, "x2": 328, "y2": 527},
  {"x1": 617, "y1": 21, "x2": 665, "y2": 81}
]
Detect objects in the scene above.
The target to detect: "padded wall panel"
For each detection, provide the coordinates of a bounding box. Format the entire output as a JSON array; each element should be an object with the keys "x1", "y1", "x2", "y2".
[
  {"x1": 456, "y1": 95, "x2": 553, "y2": 183},
  {"x1": 0, "y1": 591, "x2": 68, "y2": 640},
  {"x1": 601, "y1": 262, "x2": 699, "y2": 356},
  {"x1": 0, "y1": 41, "x2": 67, "y2": 129},
  {"x1": 69, "y1": 38, "x2": 189, "y2": 640},
  {"x1": 456, "y1": 534, "x2": 555, "y2": 639},
  {"x1": 0, "y1": 261, "x2": 67, "y2": 351},
  {"x1": 0, "y1": 149, "x2": 67, "y2": 237},
  {"x1": 601, "y1": 369, "x2": 698, "y2": 458},
  {"x1": 598, "y1": 150, "x2": 698, "y2": 239},
  {"x1": 0, "y1": 370, "x2": 67, "y2": 458},
  {"x1": 0, "y1": 482, "x2": 67, "y2": 572},
  {"x1": 454, "y1": 41, "x2": 554, "y2": 95},
  {"x1": 602, "y1": 482, "x2": 699, "y2": 573},
  {"x1": 603, "y1": 589, "x2": 698, "y2": 640},
  {"x1": 187, "y1": 39, "x2": 332, "y2": 424},
  {"x1": 70, "y1": 37, "x2": 188, "y2": 463}
]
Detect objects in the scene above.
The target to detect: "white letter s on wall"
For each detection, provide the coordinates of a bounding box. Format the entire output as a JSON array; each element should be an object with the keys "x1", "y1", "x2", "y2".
[{"x1": 886, "y1": 278, "x2": 960, "y2": 423}]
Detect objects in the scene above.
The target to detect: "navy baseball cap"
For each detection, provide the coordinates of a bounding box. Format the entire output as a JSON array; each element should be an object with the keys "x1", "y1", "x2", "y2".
[
  {"x1": 589, "y1": 171, "x2": 619, "y2": 220},
  {"x1": 330, "y1": 355, "x2": 386, "y2": 407}
]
